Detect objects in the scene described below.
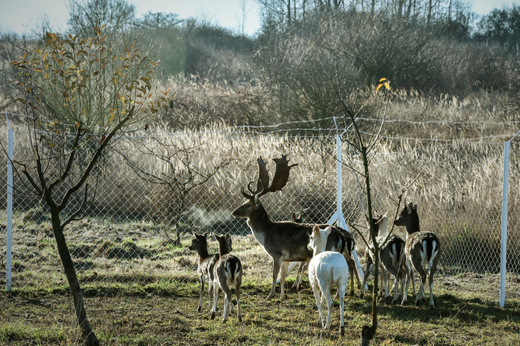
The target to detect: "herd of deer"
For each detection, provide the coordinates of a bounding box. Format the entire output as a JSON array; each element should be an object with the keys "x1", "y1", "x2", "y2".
[{"x1": 187, "y1": 155, "x2": 441, "y2": 334}]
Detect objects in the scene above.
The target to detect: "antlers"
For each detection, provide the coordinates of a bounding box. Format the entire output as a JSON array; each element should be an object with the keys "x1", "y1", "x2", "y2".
[{"x1": 241, "y1": 155, "x2": 298, "y2": 200}]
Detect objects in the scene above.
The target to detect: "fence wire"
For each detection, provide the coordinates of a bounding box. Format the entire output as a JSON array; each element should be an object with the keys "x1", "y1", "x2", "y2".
[{"x1": 1, "y1": 121, "x2": 519, "y2": 303}]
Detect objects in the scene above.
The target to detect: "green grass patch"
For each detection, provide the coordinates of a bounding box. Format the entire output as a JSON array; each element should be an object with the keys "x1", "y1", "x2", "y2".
[{"x1": 2, "y1": 277, "x2": 520, "y2": 346}]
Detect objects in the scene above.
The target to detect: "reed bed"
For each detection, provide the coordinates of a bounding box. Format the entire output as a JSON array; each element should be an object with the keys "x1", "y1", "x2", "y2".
[{"x1": 1, "y1": 120, "x2": 519, "y2": 300}]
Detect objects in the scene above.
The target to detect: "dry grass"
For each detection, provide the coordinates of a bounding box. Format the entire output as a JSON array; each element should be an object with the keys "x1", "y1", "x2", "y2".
[
  {"x1": 2, "y1": 125, "x2": 519, "y2": 284},
  {"x1": 1, "y1": 236, "x2": 520, "y2": 346}
]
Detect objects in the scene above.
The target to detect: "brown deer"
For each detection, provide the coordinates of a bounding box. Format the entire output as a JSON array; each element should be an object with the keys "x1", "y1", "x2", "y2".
[
  {"x1": 210, "y1": 233, "x2": 243, "y2": 322},
  {"x1": 187, "y1": 232, "x2": 221, "y2": 312},
  {"x1": 394, "y1": 202, "x2": 441, "y2": 308},
  {"x1": 360, "y1": 214, "x2": 406, "y2": 304},
  {"x1": 232, "y1": 155, "x2": 359, "y2": 300}
]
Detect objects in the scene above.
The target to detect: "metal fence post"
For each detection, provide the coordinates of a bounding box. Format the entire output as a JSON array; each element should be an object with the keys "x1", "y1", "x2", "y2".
[
  {"x1": 6, "y1": 114, "x2": 13, "y2": 292},
  {"x1": 500, "y1": 140, "x2": 511, "y2": 308},
  {"x1": 328, "y1": 133, "x2": 364, "y2": 283}
]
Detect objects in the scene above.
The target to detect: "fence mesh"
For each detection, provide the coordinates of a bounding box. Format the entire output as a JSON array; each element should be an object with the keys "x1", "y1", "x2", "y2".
[{"x1": 1, "y1": 119, "x2": 519, "y2": 303}]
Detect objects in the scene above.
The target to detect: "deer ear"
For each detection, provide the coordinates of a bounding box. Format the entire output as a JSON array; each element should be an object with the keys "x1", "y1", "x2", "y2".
[
  {"x1": 326, "y1": 225, "x2": 332, "y2": 235},
  {"x1": 254, "y1": 195, "x2": 261, "y2": 206},
  {"x1": 225, "y1": 233, "x2": 232, "y2": 242},
  {"x1": 313, "y1": 225, "x2": 320, "y2": 236},
  {"x1": 414, "y1": 204, "x2": 418, "y2": 211}
]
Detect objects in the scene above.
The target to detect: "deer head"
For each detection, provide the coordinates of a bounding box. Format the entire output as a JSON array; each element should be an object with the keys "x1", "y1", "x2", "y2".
[
  {"x1": 308, "y1": 225, "x2": 332, "y2": 256},
  {"x1": 291, "y1": 212, "x2": 302, "y2": 223},
  {"x1": 187, "y1": 232, "x2": 209, "y2": 257},
  {"x1": 232, "y1": 155, "x2": 297, "y2": 219},
  {"x1": 394, "y1": 202, "x2": 420, "y2": 234},
  {"x1": 214, "y1": 233, "x2": 233, "y2": 257}
]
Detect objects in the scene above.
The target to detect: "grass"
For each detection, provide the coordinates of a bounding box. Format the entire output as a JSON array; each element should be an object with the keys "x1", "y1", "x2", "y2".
[
  {"x1": 1, "y1": 275, "x2": 520, "y2": 345},
  {"x1": 1, "y1": 215, "x2": 520, "y2": 345}
]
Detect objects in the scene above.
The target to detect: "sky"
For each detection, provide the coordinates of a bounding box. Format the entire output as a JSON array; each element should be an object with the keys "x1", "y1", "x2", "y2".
[{"x1": 0, "y1": 0, "x2": 518, "y2": 38}]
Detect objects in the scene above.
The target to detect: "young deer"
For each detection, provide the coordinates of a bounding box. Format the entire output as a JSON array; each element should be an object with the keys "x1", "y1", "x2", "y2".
[
  {"x1": 308, "y1": 225, "x2": 349, "y2": 335},
  {"x1": 187, "y1": 232, "x2": 220, "y2": 312},
  {"x1": 394, "y1": 202, "x2": 441, "y2": 308},
  {"x1": 210, "y1": 233, "x2": 243, "y2": 322},
  {"x1": 360, "y1": 214, "x2": 406, "y2": 303},
  {"x1": 232, "y1": 155, "x2": 359, "y2": 300}
]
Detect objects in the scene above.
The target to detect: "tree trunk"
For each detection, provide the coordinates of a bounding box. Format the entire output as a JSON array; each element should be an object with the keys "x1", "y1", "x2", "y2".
[
  {"x1": 50, "y1": 207, "x2": 99, "y2": 346},
  {"x1": 360, "y1": 145, "x2": 378, "y2": 346},
  {"x1": 287, "y1": 0, "x2": 291, "y2": 26},
  {"x1": 427, "y1": 0, "x2": 432, "y2": 27}
]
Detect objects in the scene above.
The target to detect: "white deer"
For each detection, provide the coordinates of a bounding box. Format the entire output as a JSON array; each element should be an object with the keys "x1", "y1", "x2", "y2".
[{"x1": 308, "y1": 225, "x2": 349, "y2": 335}]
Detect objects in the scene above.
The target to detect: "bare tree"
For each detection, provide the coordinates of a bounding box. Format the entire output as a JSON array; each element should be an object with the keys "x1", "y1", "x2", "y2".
[
  {"x1": 118, "y1": 132, "x2": 232, "y2": 245},
  {"x1": 9, "y1": 26, "x2": 164, "y2": 345},
  {"x1": 67, "y1": 0, "x2": 136, "y2": 38},
  {"x1": 332, "y1": 78, "x2": 391, "y2": 345}
]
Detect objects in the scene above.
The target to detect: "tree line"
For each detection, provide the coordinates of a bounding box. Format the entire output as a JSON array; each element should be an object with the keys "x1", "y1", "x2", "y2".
[{"x1": 2, "y1": 0, "x2": 520, "y2": 123}]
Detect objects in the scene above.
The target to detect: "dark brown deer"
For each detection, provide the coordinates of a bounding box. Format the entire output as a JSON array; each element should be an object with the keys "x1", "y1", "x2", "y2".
[
  {"x1": 394, "y1": 202, "x2": 441, "y2": 308},
  {"x1": 360, "y1": 214, "x2": 406, "y2": 304},
  {"x1": 187, "y1": 232, "x2": 221, "y2": 312},
  {"x1": 210, "y1": 233, "x2": 243, "y2": 322},
  {"x1": 232, "y1": 155, "x2": 359, "y2": 300}
]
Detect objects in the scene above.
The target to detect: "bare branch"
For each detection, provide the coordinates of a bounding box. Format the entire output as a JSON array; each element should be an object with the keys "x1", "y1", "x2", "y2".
[
  {"x1": 57, "y1": 107, "x2": 135, "y2": 211},
  {"x1": 49, "y1": 123, "x2": 83, "y2": 191},
  {"x1": 62, "y1": 183, "x2": 89, "y2": 229}
]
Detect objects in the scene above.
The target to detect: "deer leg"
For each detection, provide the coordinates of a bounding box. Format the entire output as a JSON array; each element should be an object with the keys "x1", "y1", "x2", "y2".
[
  {"x1": 360, "y1": 257, "x2": 373, "y2": 298},
  {"x1": 236, "y1": 282, "x2": 242, "y2": 322},
  {"x1": 318, "y1": 281, "x2": 332, "y2": 330},
  {"x1": 325, "y1": 293, "x2": 333, "y2": 331},
  {"x1": 378, "y1": 267, "x2": 385, "y2": 297},
  {"x1": 401, "y1": 262, "x2": 412, "y2": 306},
  {"x1": 311, "y1": 282, "x2": 325, "y2": 329},
  {"x1": 290, "y1": 262, "x2": 300, "y2": 289},
  {"x1": 267, "y1": 257, "x2": 282, "y2": 300},
  {"x1": 207, "y1": 279, "x2": 213, "y2": 310},
  {"x1": 339, "y1": 286, "x2": 346, "y2": 336},
  {"x1": 415, "y1": 266, "x2": 427, "y2": 307},
  {"x1": 392, "y1": 273, "x2": 400, "y2": 304},
  {"x1": 411, "y1": 269, "x2": 416, "y2": 297},
  {"x1": 428, "y1": 267, "x2": 436, "y2": 309},
  {"x1": 353, "y1": 258, "x2": 362, "y2": 289},
  {"x1": 210, "y1": 282, "x2": 220, "y2": 320},
  {"x1": 349, "y1": 266, "x2": 356, "y2": 296},
  {"x1": 198, "y1": 277, "x2": 204, "y2": 312},
  {"x1": 292, "y1": 262, "x2": 306, "y2": 290},
  {"x1": 346, "y1": 255, "x2": 361, "y2": 293},
  {"x1": 297, "y1": 262, "x2": 309, "y2": 290},
  {"x1": 278, "y1": 261, "x2": 297, "y2": 286},
  {"x1": 279, "y1": 261, "x2": 290, "y2": 300},
  {"x1": 220, "y1": 284, "x2": 233, "y2": 323}
]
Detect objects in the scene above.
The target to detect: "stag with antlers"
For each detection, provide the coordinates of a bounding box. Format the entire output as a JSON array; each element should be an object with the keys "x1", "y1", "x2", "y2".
[{"x1": 232, "y1": 155, "x2": 360, "y2": 300}]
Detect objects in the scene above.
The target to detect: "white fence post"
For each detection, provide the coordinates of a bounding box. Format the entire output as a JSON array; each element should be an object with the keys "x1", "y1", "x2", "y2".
[
  {"x1": 500, "y1": 140, "x2": 512, "y2": 308},
  {"x1": 499, "y1": 140, "x2": 512, "y2": 308},
  {"x1": 328, "y1": 132, "x2": 364, "y2": 283},
  {"x1": 6, "y1": 114, "x2": 13, "y2": 292}
]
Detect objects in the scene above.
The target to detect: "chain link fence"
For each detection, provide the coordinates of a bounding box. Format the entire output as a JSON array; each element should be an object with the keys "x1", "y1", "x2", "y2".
[{"x1": 1, "y1": 119, "x2": 519, "y2": 303}]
